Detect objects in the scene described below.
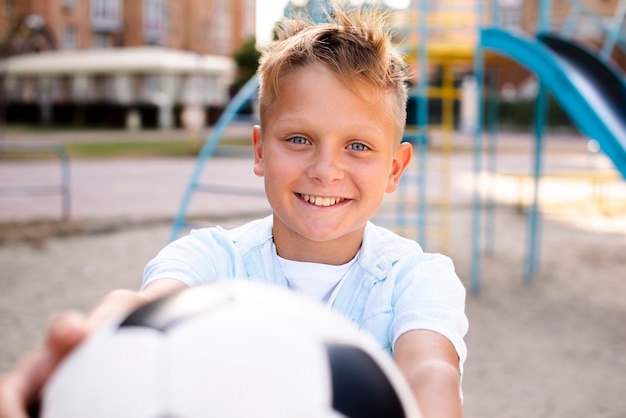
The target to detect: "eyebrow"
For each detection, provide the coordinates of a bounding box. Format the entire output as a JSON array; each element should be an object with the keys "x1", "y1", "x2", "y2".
[{"x1": 271, "y1": 116, "x2": 386, "y2": 137}]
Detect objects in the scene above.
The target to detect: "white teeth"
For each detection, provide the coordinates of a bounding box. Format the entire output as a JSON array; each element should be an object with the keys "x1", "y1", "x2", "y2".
[{"x1": 302, "y1": 194, "x2": 344, "y2": 207}]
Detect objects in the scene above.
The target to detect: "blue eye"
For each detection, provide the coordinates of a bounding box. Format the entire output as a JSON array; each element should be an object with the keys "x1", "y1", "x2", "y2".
[
  {"x1": 288, "y1": 136, "x2": 309, "y2": 145},
  {"x1": 348, "y1": 142, "x2": 369, "y2": 151}
]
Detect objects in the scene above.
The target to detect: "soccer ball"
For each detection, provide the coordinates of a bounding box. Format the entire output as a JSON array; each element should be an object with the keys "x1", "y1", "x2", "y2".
[{"x1": 42, "y1": 281, "x2": 421, "y2": 418}]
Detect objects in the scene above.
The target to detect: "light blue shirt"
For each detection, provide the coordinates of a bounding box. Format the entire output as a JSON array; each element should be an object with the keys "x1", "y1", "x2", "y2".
[{"x1": 143, "y1": 216, "x2": 468, "y2": 368}]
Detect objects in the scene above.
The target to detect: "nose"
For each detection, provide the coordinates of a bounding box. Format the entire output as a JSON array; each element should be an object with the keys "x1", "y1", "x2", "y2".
[{"x1": 307, "y1": 146, "x2": 345, "y2": 185}]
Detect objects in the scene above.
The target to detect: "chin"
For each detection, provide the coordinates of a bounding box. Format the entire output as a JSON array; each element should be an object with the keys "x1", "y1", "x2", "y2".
[{"x1": 299, "y1": 224, "x2": 364, "y2": 244}]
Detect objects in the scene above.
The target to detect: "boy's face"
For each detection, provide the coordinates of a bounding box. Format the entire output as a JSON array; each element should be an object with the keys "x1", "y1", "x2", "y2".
[{"x1": 253, "y1": 63, "x2": 411, "y2": 262}]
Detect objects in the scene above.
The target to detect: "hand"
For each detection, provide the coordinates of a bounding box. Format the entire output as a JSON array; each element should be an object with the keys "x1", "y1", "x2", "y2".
[
  {"x1": 0, "y1": 289, "x2": 149, "y2": 418},
  {"x1": 0, "y1": 311, "x2": 88, "y2": 418}
]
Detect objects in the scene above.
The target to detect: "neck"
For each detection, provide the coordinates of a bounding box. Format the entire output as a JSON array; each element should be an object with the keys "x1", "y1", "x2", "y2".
[{"x1": 272, "y1": 219, "x2": 363, "y2": 266}]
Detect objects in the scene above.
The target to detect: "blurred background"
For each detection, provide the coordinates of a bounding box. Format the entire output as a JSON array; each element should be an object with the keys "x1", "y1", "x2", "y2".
[{"x1": 1, "y1": 0, "x2": 625, "y2": 417}]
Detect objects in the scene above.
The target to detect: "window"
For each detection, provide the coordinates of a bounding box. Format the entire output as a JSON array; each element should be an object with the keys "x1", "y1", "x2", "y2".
[
  {"x1": 91, "y1": 0, "x2": 122, "y2": 32},
  {"x1": 213, "y1": 0, "x2": 231, "y2": 54},
  {"x1": 143, "y1": 0, "x2": 167, "y2": 44},
  {"x1": 62, "y1": 25, "x2": 77, "y2": 49}
]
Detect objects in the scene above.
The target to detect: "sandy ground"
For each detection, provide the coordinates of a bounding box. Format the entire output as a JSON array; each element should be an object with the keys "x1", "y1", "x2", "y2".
[
  {"x1": 1, "y1": 130, "x2": 626, "y2": 417},
  {"x1": 1, "y1": 208, "x2": 625, "y2": 417}
]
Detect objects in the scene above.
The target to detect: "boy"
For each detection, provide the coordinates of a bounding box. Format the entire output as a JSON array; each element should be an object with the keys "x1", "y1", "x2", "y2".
[{"x1": 0, "y1": 7, "x2": 468, "y2": 418}]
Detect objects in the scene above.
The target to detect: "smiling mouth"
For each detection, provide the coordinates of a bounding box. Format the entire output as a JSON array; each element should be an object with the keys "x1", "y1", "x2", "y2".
[{"x1": 299, "y1": 194, "x2": 346, "y2": 207}]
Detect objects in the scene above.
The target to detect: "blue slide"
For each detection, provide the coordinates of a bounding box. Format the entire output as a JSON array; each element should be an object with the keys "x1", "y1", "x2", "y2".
[{"x1": 480, "y1": 28, "x2": 626, "y2": 179}]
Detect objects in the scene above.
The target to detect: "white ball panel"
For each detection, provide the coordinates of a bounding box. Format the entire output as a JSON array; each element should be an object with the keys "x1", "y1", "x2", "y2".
[
  {"x1": 167, "y1": 307, "x2": 331, "y2": 418},
  {"x1": 43, "y1": 326, "x2": 166, "y2": 418}
]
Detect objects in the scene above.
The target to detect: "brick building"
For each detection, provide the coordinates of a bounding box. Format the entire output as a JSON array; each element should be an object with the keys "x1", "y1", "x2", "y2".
[
  {"x1": 0, "y1": 0, "x2": 255, "y2": 56},
  {"x1": 0, "y1": 0, "x2": 256, "y2": 129}
]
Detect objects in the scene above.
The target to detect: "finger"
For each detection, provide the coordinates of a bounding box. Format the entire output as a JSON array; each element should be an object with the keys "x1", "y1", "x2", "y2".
[
  {"x1": 46, "y1": 310, "x2": 90, "y2": 365},
  {"x1": 0, "y1": 311, "x2": 90, "y2": 418},
  {"x1": 86, "y1": 289, "x2": 147, "y2": 330},
  {"x1": 0, "y1": 348, "x2": 48, "y2": 418}
]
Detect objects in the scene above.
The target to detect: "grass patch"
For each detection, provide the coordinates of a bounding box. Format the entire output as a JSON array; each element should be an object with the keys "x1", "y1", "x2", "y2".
[
  {"x1": 3, "y1": 125, "x2": 131, "y2": 134},
  {"x1": 66, "y1": 141, "x2": 201, "y2": 158},
  {"x1": 0, "y1": 137, "x2": 252, "y2": 160}
]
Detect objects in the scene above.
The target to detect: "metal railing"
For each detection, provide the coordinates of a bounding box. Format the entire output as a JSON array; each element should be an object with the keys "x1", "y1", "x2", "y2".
[
  {"x1": 560, "y1": 0, "x2": 626, "y2": 65},
  {"x1": 0, "y1": 143, "x2": 71, "y2": 221}
]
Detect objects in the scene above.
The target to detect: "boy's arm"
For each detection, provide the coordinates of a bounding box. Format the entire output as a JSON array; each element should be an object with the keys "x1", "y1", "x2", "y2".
[
  {"x1": 85, "y1": 279, "x2": 187, "y2": 329},
  {"x1": 0, "y1": 279, "x2": 187, "y2": 418},
  {"x1": 394, "y1": 329, "x2": 462, "y2": 418}
]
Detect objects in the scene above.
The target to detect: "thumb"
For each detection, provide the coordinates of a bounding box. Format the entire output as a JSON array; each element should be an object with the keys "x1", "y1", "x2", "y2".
[
  {"x1": 0, "y1": 311, "x2": 88, "y2": 418},
  {"x1": 46, "y1": 310, "x2": 90, "y2": 367}
]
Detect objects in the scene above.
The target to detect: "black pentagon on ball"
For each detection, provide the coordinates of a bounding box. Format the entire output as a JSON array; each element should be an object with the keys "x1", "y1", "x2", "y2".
[
  {"x1": 119, "y1": 289, "x2": 234, "y2": 333},
  {"x1": 327, "y1": 343, "x2": 406, "y2": 418}
]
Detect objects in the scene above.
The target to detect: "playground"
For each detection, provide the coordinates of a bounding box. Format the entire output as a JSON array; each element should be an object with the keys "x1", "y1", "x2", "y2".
[
  {"x1": 1, "y1": 130, "x2": 625, "y2": 416},
  {"x1": 1, "y1": 0, "x2": 625, "y2": 416}
]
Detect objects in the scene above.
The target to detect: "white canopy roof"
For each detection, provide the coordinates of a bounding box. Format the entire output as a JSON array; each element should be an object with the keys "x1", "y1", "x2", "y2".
[{"x1": 0, "y1": 46, "x2": 235, "y2": 76}]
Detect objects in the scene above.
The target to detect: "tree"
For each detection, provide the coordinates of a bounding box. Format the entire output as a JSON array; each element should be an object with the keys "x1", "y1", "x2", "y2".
[{"x1": 231, "y1": 35, "x2": 261, "y2": 94}]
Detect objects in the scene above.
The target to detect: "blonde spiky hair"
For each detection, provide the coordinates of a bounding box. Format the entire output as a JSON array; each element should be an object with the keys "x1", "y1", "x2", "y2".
[{"x1": 257, "y1": 5, "x2": 409, "y2": 140}]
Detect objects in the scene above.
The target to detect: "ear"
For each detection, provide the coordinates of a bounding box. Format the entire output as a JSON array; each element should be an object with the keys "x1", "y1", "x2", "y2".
[
  {"x1": 252, "y1": 125, "x2": 264, "y2": 177},
  {"x1": 385, "y1": 142, "x2": 412, "y2": 193}
]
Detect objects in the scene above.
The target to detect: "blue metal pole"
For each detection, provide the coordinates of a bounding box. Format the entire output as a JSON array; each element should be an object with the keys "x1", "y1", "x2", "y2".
[
  {"x1": 522, "y1": 0, "x2": 551, "y2": 279},
  {"x1": 484, "y1": 0, "x2": 503, "y2": 257},
  {"x1": 169, "y1": 75, "x2": 260, "y2": 241},
  {"x1": 485, "y1": 67, "x2": 499, "y2": 256},
  {"x1": 56, "y1": 144, "x2": 72, "y2": 221},
  {"x1": 491, "y1": 0, "x2": 500, "y2": 27},
  {"x1": 471, "y1": 0, "x2": 485, "y2": 293},
  {"x1": 482, "y1": 0, "x2": 502, "y2": 257},
  {"x1": 538, "y1": 0, "x2": 552, "y2": 32},
  {"x1": 308, "y1": 0, "x2": 330, "y2": 24},
  {"x1": 416, "y1": 0, "x2": 429, "y2": 249},
  {"x1": 601, "y1": 0, "x2": 626, "y2": 62},
  {"x1": 524, "y1": 84, "x2": 547, "y2": 281}
]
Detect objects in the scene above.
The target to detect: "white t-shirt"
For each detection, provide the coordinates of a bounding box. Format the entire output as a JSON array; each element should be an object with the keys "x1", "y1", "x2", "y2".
[{"x1": 277, "y1": 254, "x2": 358, "y2": 305}]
